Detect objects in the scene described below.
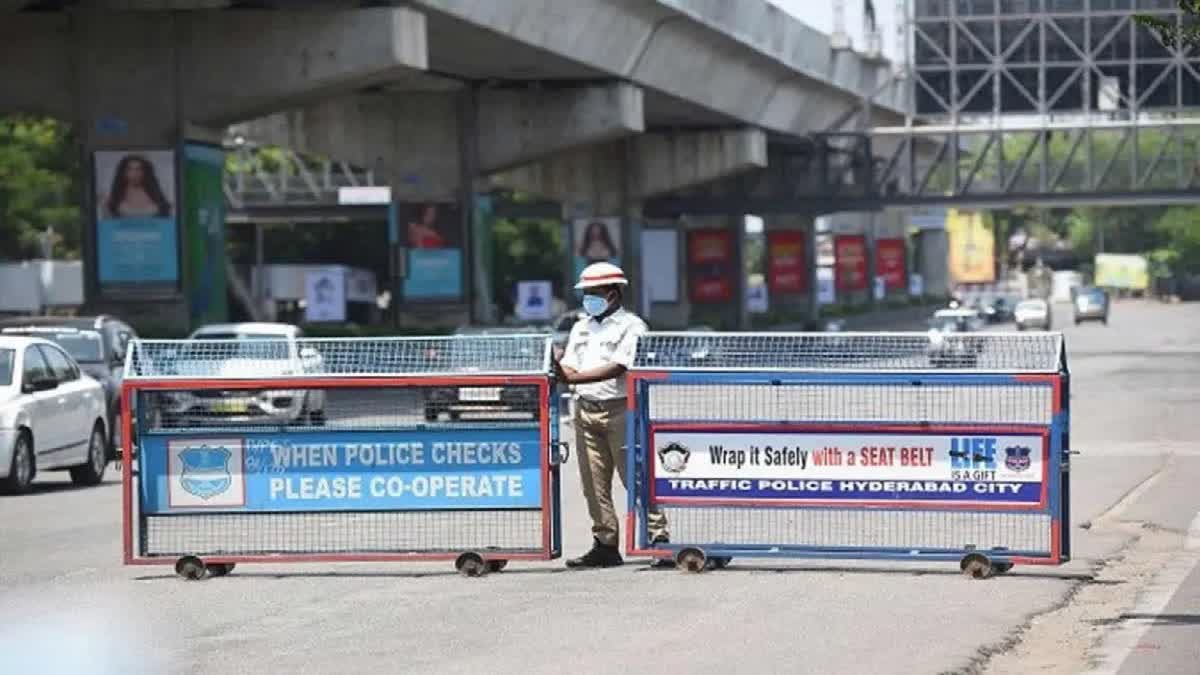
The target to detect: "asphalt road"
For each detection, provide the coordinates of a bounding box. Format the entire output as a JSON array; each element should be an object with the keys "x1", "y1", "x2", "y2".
[{"x1": 2, "y1": 299, "x2": 1199, "y2": 674}]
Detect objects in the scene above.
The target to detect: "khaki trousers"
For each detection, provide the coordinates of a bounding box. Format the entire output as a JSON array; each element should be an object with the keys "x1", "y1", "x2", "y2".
[{"x1": 574, "y1": 398, "x2": 668, "y2": 547}]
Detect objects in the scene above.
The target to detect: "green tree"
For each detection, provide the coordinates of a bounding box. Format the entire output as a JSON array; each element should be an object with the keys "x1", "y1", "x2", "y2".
[
  {"x1": 0, "y1": 115, "x2": 80, "y2": 260},
  {"x1": 490, "y1": 217, "x2": 564, "y2": 320},
  {"x1": 1154, "y1": 207, "x2": 1200, "y2": 274},
  {"x1": 1137, "y1": 2, "x2": 1200, "y2": 48}
]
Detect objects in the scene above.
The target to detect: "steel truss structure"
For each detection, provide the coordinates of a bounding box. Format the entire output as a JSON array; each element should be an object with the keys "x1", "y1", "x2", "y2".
[{"x1": 648, "y1": 1, "x2": 1200, "y2": 216}]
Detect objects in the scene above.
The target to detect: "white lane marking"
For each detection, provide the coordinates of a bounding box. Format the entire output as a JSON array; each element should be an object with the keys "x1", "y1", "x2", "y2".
[{"x1": 1084, "y1": 511, "x2": 1200, "y2": 675}]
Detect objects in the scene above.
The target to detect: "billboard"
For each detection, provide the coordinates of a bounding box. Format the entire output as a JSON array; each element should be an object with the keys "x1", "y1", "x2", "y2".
[
  {"x1": 1094, "y1": 254, "x2": 1149, "y2": 291},
  {"x1": 875, "y1": 238, "x2": 907, "y2": 291},
  {"x1": 572, "y1": 217, "x2": 622, "y2": 286},
  {"x1": 403, "y1": 202, "x2": 463, "y2": 301},
  {"x1": 946, "y1": 209, "x2": 995, "y2": 284},
  {"x1": 688, "y1": 229, "x2": 734, "y2": 303},
  {"x1": 182, "y1": 143, "x2": 227, "y2": 325},
  {"x1": 93, "y1": 149, "x2": 178, "y2": 292},
  {"x1": 767, "y1": 231, "x2": 807, "y2": 294},
  {"x1": 833, "y1": 235, "x2": 868, "y2": 292}
]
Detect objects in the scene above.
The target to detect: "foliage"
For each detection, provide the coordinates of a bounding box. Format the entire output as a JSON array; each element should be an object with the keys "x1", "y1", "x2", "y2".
[
  {"x1": 1153, "y1": 208, "x2": 1200, "y2": 275},
  {"x1": 489, "y1": 217, "x2": 565, "y2": 319},
  {"x1": 0, "y1": 115, "x2": 80, "y2": 260},
  {"x1": 1135, "y1": 2, "x2": 1200, "y2": 48}
]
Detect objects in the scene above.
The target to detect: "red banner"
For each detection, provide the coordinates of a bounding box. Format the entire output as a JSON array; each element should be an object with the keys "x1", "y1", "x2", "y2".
[
  {"x1": 875, "y1": 238, "x2": 907, "y2": 291},
  {"x1": 688, "y1": 229, "x2": 734, "y2": 303},
  {"x1": 767, "y1": 231, "x2": 807, "y2": 294},
  {"x1": 834, "y1": 235, "x2": 868, "y2": 291}
]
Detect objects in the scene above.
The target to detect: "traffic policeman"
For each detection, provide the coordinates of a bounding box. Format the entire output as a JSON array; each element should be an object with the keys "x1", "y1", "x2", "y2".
[{"x1": 554, "y1": 262, "x2": 669, "y2": 568}]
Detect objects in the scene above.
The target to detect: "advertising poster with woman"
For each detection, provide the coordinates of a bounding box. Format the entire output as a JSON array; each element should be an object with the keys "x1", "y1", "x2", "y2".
[
  {"x1": 93, "y1": 150, "x2": 178, "y2": 289},
  {"x1": 572, "y1": 218, "x2": 622, "y2": 285},
  {"x1": 688, "y1": 229, "x2": 734, "y2": 303},
  {"x1": 403, "y1": 202, "x2": 463, "y2": 300}
]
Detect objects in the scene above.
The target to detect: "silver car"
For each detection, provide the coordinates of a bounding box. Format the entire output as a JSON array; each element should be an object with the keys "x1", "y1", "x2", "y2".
[
  {"x1": 153, "y1": 323, "x2": 326, "y2": 427},
  {"x1": 1073, "y1": 288, "x2": 1110, "y2": 325},
  {"x1": 1014, "y1": 299, "x2": 1052, "y2": 330}
]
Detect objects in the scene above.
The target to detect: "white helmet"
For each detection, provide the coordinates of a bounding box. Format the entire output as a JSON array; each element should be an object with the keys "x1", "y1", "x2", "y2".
[{"x1": 575, "y1": 262, "x2": 628, "y2": 290}]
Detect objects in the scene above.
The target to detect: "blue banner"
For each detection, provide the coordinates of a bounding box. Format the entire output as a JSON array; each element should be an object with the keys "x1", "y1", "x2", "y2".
[
  {"x1": 404, "y1": 248, "x2": 463, "y2": 300},
  {"x1": 97, "y1": 216, "x2": 179, "y2": 283},
  {"x1": 655, "y1": 478, "x2": 1043, "y2": 503},
  {"x1": 140, "y1": 429, "x2": 542, "y2": 512}
]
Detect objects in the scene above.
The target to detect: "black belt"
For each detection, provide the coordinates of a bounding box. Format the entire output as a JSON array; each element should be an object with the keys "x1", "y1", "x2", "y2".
[{"x1": 576, "y1": 398, "x2": 626, "y2": 413}]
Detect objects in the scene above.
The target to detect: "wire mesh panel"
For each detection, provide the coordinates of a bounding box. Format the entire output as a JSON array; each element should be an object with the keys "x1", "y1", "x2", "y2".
[
  {"x1": 635, "y1": 332, "x2": 1063, "y2": 373},
  {"x1": 123, "y1": 360, "x2": 560, "y2": 569},
  {"x1": 126, "y1": 335, "x2": 551, "y2": 379},
  {"x1": 626, "y1": 346, "x2": 1068, "y2": 568}
]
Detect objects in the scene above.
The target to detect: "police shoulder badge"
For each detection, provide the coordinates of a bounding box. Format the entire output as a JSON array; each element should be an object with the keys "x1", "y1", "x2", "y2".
[{"x1": 658, "y1": 442, "x2": 690, "y2": 474}]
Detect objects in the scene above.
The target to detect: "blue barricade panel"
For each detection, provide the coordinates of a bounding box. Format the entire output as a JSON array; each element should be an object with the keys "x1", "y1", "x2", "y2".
[
  {"x1": 627, "y1": 331, "x2": 1069, "y2": 569},
  {"x1": 121, "y1": 335, "x2": 560, "y2": 568}
]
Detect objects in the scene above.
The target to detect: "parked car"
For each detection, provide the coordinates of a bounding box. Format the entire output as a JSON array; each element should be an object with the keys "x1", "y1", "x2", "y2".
[
  {"x1": 0, "y1": 336, "x2": 110, "y2": 494},
  {"x1": 1013, "y1": 299, "x2": 1052, "y2": 331},
  {"x1": 423, "y1": 325, "x2": 548, "y2": 422},
  {"x1": 926, "y1": 308, "x2": 985, "y2": 368},
  {"x1": 1074, "y1": 287, "x2": 1110, "y2": 325},
  {"x1": 151, "y1": 323, "x2": 325, "y2": 427},
  {"x1": 0, "y1": 315, "x2": 135, "y2": 458}
]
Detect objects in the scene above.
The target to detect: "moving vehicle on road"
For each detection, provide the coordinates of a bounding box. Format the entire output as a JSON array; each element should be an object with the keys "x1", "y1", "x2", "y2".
[
  {"x1": 151, "y1": 323, "x2": 326, "y2": 427},
  {"x1": 423, "y1": 325, "x2": 547, "y2": 422},
  {"x1": 0, "y1": 315, "x2": 135, "y2": 458},
  {"x1": 926, "y1": 308, "x2": 985, "y2": 368},
  {"x1": 1074, "y1": 287, "x2": 1110, "y2": 325},
  {"x1": 1013, "y1": 299, "x2": 1052, "y2": 331},
  {"x1": 0, "y1": 335, "x2": 110, "y2": 494}
]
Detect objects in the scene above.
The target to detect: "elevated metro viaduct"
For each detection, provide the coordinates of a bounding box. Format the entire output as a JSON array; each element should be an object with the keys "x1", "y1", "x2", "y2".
[{"x1": 0, "y1": 0, "x2": 905, "y2": 332}]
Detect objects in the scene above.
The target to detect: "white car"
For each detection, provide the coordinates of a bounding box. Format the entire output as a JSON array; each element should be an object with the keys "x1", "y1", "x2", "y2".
[
  {"x1": 152, "y1": 323, "x2": 326, "y2": 427},
  {"x1": 1014, "y1": 299, "x2": 1052, "y2": 330},
  {"x1": 0, "y1": 336, "x2": 110, "y2": 494}
]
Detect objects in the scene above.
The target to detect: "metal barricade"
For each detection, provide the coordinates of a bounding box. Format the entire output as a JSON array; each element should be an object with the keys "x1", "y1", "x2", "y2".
[
  {"x1": 626, "y1": 331, "x2": 1070, "y2": 577},
  {"x1": 120, "y1": 335, "x2": 563, "y2": 579}
]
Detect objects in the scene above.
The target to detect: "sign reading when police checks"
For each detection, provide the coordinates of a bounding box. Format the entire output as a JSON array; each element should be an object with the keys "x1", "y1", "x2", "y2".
[
  {"x1": 139, "y1": 429, "x2": 541, "y2": 512},
  {"x1": 653, "y1": 430, "x2": 1045, "y2": 506}
]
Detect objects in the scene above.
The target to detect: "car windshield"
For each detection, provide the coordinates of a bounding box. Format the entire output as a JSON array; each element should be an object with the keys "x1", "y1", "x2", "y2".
[
  {"x1": 1080, "y1": 289, "x2": 1106, "y2": 302},
  {"x1": 0, "y1": 348, "x2": 12, "y2": 385},
  {"x1": 41, "y1": 330, "x2": 105, "y2": 363},
  {"x1": 187, "y1": 332, "x2": 291, "y2": 359}
]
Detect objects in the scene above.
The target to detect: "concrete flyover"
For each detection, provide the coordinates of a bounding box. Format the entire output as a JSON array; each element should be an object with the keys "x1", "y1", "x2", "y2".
[{"x1": 0, "y1": 0, "x2": 906, "y2": 330}]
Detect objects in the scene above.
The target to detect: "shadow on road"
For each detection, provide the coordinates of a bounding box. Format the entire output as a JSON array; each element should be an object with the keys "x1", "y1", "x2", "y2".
[
  {"x1": 1092, "y1": 613, "x2": 1200, "y2": 626},
  {"x1": 133, "y1": 567, "x2": 574, "y2": 582},
  {"x1": 634, "y1": 564, "x2": 1106, "y2": 583}
]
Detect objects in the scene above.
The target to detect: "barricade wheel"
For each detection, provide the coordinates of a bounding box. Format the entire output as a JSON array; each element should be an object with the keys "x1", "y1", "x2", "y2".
[
  {"x1": 175, "y1": 556, "x2": 207, "y2": 581},
  {"x1": 208, "y1": 563, "x2": 236, "y2": 577},
  {"x1": 486, "y1": 560, "x2": 508, "y2": 573},
  {"x1": 455, "y1": 552, "x2": 488, "y2": 578},
  {"x1": 676, "y1": 548, "x2": 707, "y2": 573},
  {"x1": 960, "y1": 554, "x2": 994, "y2": 580}
]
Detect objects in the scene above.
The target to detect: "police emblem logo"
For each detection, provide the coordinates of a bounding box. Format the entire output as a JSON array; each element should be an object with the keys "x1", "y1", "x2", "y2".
[
  {"x1": 179, "y1": 445, "x2": 233, "y2": 498},
  {"x1": 658, "y1": 442, "x2": 690, "y2": 474},
  {"x1": 1004, "y1": 445, "x2": 1032, "y2": 472},
  {"x1": 167, "y1": 438, "x2": 246, "y2": 508}
]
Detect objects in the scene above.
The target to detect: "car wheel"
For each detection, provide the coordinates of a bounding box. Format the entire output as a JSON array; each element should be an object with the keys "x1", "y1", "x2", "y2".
[
  {"x1": 307, "y1": 408, "x2": 326, "y2": 426},
  {"x1": 1, "y1": 430, "x2": 35, "y2": 495},
  {"x1": 70, "y1": 423, "x2": 108, "y2": 486}
]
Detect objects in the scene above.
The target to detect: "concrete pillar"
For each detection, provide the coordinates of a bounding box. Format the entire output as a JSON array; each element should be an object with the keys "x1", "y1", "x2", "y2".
[{"x1": 0, "y1": 9, "x2": 427, "y2": 333}]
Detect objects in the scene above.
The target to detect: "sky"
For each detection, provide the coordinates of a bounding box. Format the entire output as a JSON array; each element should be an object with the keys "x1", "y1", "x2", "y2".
[{"x1": 767, "y1": 0, "x2": 904, "y2": 63}]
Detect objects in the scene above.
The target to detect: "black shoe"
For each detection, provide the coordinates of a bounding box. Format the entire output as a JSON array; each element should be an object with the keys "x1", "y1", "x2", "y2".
[
  {"x1": 649, "y1": 535, "x2": 675, "y2": 568},
  {"x1": 566, "y1": 539, "x2": 624, "y2": 568}
]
